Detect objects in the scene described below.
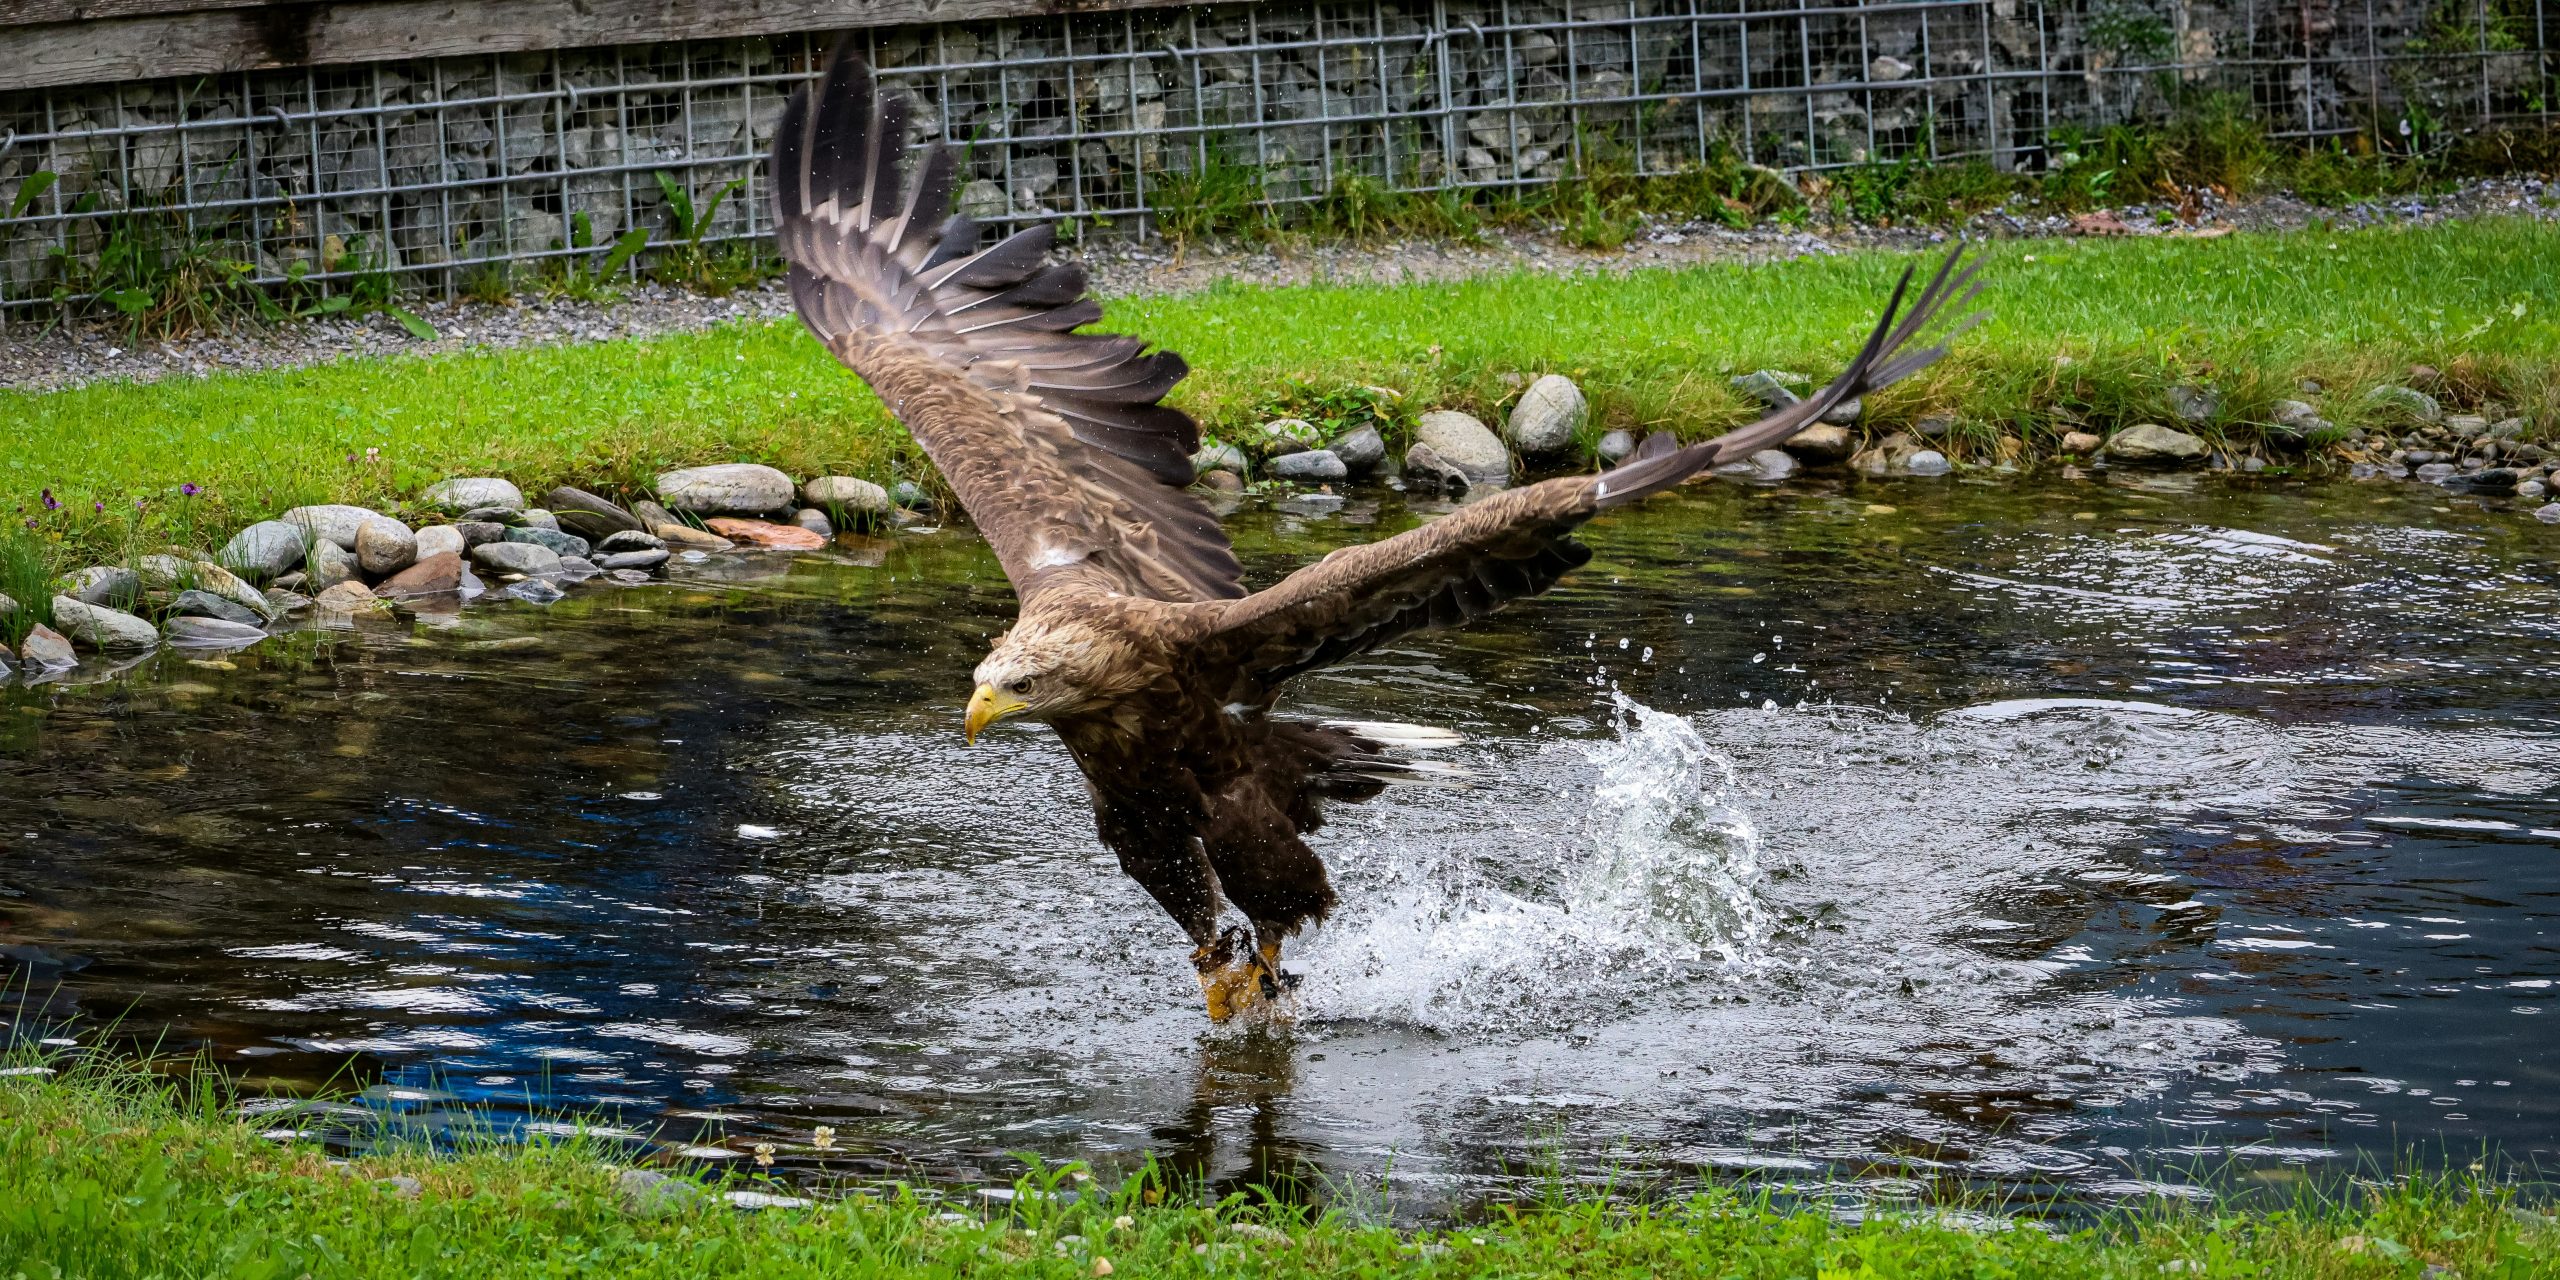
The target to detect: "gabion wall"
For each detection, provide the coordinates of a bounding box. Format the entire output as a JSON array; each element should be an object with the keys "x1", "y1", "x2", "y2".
[{"x1": 0, "y1": 0, "x2": 2548, "y2": 313}]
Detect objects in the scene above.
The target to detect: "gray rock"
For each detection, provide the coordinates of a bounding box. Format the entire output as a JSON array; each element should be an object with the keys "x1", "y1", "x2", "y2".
[
  {"x1": 505, "y1": 578, "x2": 566, "y2": 604},
  {"x1": 555, "y1": 556, "x2": 602, "y2": 581},
  {"x1": 1819, "y1": 395, "x2": 1862, "y2": 427},
  {"x1": 2536, "y1": 503, "x2": 2560, "y2": 524},
  {"x1": 1596, "y1": 430, "x2": 1636, "y2": 463},
  {"x1": 1412, "y1": 410, "x2": 1510, "y2": 481},
  {"x1": 2166, "y1": 385, "x2": 2219, "y2": 423},
  {"x1": 545, "y1": 487, "x2": 646, "y2": 540},
  {"x1": 597, "y1": 530, "x2": 665, "y2": 554},
  {"x1": 600, "y1": 549, "x2": 671, "y2": 572},
  {"x1": 413, "y1": 525, "x2": 466, "y2": 561},
  {"x1": 617, "y1": 1168, "x2": 704, "y2": 1218},
  {"x1": 1190, "y1": 443, "x2": 1249, "y2": 478},
  {"x1": 0, "y1": 591, "x2": 13, "y2": 620},
  {"x1": 186, "y1": 562, "x2": 276, "y2": 622},
  {"x1": 455, "y1": 522, "x2": 505, "y2": 548},
  {"x1": 458, "y1": 506, "x2": 524, "y2": 527},
  {"x1": 2445, "y1": 414, "x2": 2491, "y2": 438},
  {"x1": 800, "y1": 476, "x2": 892, "y2": 517},
  {"x1": 1267, "y1": 449, "x2": 1349, "y2": 482},
  {"x1": 262, "y1": 589, "x2": 313, "y2": 614},
  {"x1": 1782, "y1": 423, "x2": 1855, "y2": 462},
  {"x1": 2058, "y1": 430, "x2": 2103, "y2": 454},
  {"x1": 164, "y1": 616, "x2": 268, "y2": 648},
  {"x1": 1402, "y1": 443, "x2": 1472, "y2": 495},
  {"x1": 518, "y1": 508, "x2": 561, "y2": 532},
  {"x1": 2468, "y1": 468, "x2": 2521, "y2": 492},
  {"x1": 1729, "y1": 370, "x2": 1802, "y2": 410},
  {"x1": 280, "y1": 504, "x2": 385, "y2": 550},
  {"x1": 2269, "y1": 399, "x2": 2320, "y2": 431},
  {"x1": 2489, "y1": 417, "x2": 2528, "y2": 440},
  {"x1": 2518, "y1": 479, "x2": 2549, "y2": 501},
  {"x1": 657, "y1": 463, "x2": 796, "y2": 515},
  {"x1": 355, "y1": 518, "x2": 417, "y2": 578},
  {"x1": 2103, "y1": 422, "x2": 2210, "y2": 464},
  {"x1": 170, "y1": 589, "x2": 262, "y2": 626},
  {"x1": 218, "y1": 519, "x2": 305, "y2": 581},
  {"x1": 607, "y1": 569, "x2": 655, "y2": 586},
  {"x1": 2364, "y1": 385, "x2": 2442, "y2": 422},
  {"x1": 1196, "y1": 470, "x2": 1244, "y2": 494},
  {"x1": 49, "y1": 596, "x2": 159, "y2": 650},
  {"x1": 1905, "y1": 449, "x2": 1953, "y2": 476},
  {"x1": 1329, "y1": 425, "x2": 1386, "y2": 473},
  {"x1": 1745, "y1": 448, "x2": 1796, "y2": 479},
  {"x1": 1505, "y1": 374, "x2": 1586, "y2": 456},
  {"x1": 470, "y1": 542, "x2": 563, "y2": 577},
  {"x1": 1912, "y1": 416, "x2": 1954, "y2": 438},
  {"x1": 17, "y1": 624, "x2": 76, "y2": 669},
  {"x1": 60, "y1": 566, "x2": 140, "y2": 608},
  {"x1": 306, "y1": 539, "x2": 361, "y2": 590},
  {"x1": 1255, "y1": 418, "x2": 1325, "y2": 456},
  {"x1": 503, "y1": 527, "x2": 591, "y2": 559},
  {"x1": 891, "y1": 480, "x2": 931, "y2": 510},
  {"x1": 791, "y1": 508, "x2": 835, "y2": 538},
  {"x1": 422, "y1": 477, "x2": 525, "y2": 512},
  {"x1": 2416, "y1": 461, "x2": 2460, "y2": 483}
]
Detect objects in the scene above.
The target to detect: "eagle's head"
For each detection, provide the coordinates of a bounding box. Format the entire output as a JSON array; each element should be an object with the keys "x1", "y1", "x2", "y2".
[{"x1": 964, "y1": 618, "x2": 1127, "y2": 743}]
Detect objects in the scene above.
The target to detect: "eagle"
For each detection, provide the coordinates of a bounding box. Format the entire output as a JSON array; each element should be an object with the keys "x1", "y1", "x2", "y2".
[{"x1": 772, "y1": 46, "x2": 1982, "y2": 1022}]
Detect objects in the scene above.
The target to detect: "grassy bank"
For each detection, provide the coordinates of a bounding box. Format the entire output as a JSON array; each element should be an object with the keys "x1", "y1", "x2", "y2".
[
  {"x1": 4, "y1": 1060, "x2": 2554, "y2": 1280},
  {"x1": 5, "y1": 216, "x2": 2559, "y2": 563}
]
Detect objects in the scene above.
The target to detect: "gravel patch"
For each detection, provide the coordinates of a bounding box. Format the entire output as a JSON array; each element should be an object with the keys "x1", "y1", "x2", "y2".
[{"x1": 3, "y1": 177, "x2": 2551, "y2": 396}]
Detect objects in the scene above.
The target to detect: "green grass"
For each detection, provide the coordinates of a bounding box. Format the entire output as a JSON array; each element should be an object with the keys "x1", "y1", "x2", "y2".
[
  {"x1": 6, "y1": 217, "x2": 2559, "y2": 565},
  {"x1": 4, "y1": 1055, "x2": 2554, "y2": 1280}
]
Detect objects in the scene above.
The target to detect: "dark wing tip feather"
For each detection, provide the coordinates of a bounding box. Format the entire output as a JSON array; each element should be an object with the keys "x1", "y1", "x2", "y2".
[{"x1": 1593, "y1": 241, "x2": 1985, "y2": 508}]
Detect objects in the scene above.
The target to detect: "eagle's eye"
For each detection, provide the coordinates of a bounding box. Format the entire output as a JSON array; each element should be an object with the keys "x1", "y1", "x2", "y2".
[{"x1": 1009, "y1": 677, "x2": 1034, "y2": 695}]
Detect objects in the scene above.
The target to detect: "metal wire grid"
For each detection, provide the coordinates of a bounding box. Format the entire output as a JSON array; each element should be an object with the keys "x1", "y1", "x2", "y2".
[{"x1": 0, "y1": 0, "x2": 2547, "y2": 313}]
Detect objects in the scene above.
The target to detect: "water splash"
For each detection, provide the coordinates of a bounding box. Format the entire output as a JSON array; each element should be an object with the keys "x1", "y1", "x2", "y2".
[{"x1": 1300, "y1": 695, "x2": 1773, "y2": 1030}]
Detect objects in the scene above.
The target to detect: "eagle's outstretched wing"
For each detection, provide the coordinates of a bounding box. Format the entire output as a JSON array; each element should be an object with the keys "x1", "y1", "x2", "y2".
[
  {"x1": 1200, "y1": 246, "x2": 1983, "y2": 694},
  {"x1": 772, "y1": 44, "x2": 1244, "y2": 604}
]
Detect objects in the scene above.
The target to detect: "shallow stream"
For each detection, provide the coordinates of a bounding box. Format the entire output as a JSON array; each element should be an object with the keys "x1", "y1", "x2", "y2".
[{"x1": 5, "y1": 473, "x2": 2556, "y2": 1214}]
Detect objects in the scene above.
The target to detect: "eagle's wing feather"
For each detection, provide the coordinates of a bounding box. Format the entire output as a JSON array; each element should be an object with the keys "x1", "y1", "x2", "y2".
[
  {"x1": 773, "y1": 45, "x2": 1244, "y2": 603},
  {"x1": 1203, "y1": 246, "x2": 1983, "y2": 691}
]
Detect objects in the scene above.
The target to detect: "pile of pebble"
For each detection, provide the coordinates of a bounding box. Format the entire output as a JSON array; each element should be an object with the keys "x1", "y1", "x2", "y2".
[{"x1": 0, "y1": 463, "x2": 899, "y2": 680}]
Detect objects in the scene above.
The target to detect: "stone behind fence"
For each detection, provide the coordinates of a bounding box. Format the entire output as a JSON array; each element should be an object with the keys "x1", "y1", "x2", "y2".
[{"x1": 0, "y1": 0, "x2": 2548, "y2": 315}]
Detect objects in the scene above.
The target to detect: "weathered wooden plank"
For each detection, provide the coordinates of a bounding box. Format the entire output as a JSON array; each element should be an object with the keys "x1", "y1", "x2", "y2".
[
  {"x1": 0, "y1": 1, "x2": 285, "y2": 25},
  {"x1": 0, "y1": 0, "x2": 1190, "y2": 92}
]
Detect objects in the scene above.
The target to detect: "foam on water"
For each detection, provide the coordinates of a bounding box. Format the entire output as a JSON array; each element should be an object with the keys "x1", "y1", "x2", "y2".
[{"x1": 1299, "y1": 695, "x2": 1774, "y2": 1030}]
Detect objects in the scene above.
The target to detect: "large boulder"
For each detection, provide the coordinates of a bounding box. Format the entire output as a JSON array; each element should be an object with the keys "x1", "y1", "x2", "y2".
[
  {"x1": 355, "y1": 517, "x2": 417, "y2": 578},
  {"x1": 470, "y1": 542, "x2": 563, "y2": 576},
  {"x1": 421, "y1": 477, "x2": 525, "y2": 512},
  {"x1": 800, "y1": 477, "x2": 892, "y2": 519},
  {"x1": 504, "y1": 526, "x2": 591, "y2": 559},
  {"x1": 1266, "y1": 450, "x2": 1349, "y2": 482},
  {"x1": 17, "y1": 624, "x2": 76, "y2": 669},
  {"x1": 59, "y1": 566, "x2": 140, "y2": 608},
  {"x1": 219, "y1": 520, "x2": 307, "y2": 580},
  {"x1": 49, "y1": 596, "x2": 159, "y2": 650},
  {"x1": 305, "y1": 540, "x2": 361, "y2": 590},
  {"x1": 546, "y1": 487, "x2": 646, "y2": 541},
  {"x1": 2103, "y1": 422, "x2": 2210, "y2": 465},
  {"x1": 656, "y1": 463, "x2": 796, "y2": 515},
  {"x1": 165, "y1": 617, "x2": 268, "y2": 648},
  {"x1": 280, "y1": 504, "x2": 386, "y2": 550},
  {"x1": 1505, "y1": 375, "x2": 1586, "y2": 457},
  {"x1": 1782, "y1": 423, "x2": 1855, "y2": 462},
  {"x1": 1413, "y1": 410, "x2": 1510, "y2": 482},
  {"x1": 377, "y1": 553, "x2": 466, "y2": 599},
  {"x1": 413, "y1": 525, "x2": 467, "y2": 561},
  {"x1": 1330, "y1": 425, "x2": 1386, "y2": 474},
  {"x1": 169, "y1": 589, "x2": 263, "y2": 627}
]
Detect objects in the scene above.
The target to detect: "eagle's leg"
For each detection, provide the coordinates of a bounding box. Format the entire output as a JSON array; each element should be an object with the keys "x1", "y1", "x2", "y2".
[
  {"x1": 1091, "y1": 793, "x2": 1262, "y2": 1022},
  {"x1": 1191, "y1": 925, "x2": 1270, "y2": 1024}
]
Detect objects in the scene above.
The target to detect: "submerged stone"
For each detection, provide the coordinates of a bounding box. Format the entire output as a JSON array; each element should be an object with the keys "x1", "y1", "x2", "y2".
[{"x1": 165, "y1": 617, "x2": 268, "y2": 648}]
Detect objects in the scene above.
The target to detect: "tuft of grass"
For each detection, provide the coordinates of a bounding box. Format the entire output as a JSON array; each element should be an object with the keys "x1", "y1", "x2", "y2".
[
  {"x1": 5, "y1": 219, "x2": 2559, "y2": 560},
  {"x1": 0, "y1": 521, "x2": 62, "y2": 645},
  {"x1": 1, "y1": 1050, "x2": 2555, "y2": 1280}
]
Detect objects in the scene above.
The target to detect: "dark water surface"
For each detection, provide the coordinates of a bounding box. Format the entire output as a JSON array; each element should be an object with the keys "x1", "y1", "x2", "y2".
[{"x1": 5, "y1": 473, "x2": 2558, "y2": 1214}]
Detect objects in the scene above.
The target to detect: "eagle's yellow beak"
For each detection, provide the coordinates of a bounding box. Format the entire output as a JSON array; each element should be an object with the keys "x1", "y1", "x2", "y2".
[{"x1": 964, "y1": 684, "x2": 1028, "y2": 745}]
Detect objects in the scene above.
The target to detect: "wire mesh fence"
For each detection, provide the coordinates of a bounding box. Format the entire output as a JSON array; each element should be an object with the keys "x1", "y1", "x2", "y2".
[{"x1": 0, "y1": 0, "x2": 2548, "y2": 314}]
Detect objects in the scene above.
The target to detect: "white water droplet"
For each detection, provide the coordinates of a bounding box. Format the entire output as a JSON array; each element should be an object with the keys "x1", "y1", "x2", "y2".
[
  {"x1": 1752, "y1": 653, "x2": 1767, "y2": 664},
  {"x1": 1618, "y1": 637, "x2": 1630, "y2": 650}
]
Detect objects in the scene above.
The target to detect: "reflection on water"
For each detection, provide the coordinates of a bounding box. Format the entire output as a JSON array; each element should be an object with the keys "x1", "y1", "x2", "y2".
[{"x1": 3, "y1": 473, "x2": 2557, "y2": 1214}]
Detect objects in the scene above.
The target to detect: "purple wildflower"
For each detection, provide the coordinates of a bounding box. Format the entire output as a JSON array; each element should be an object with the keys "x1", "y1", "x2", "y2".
[
  {"x1": 92, "y1": 500, "x2": 104, "y2": 514},
  {"x1": 40, "y1": 488, "x2": 59, "y2": 511},
  {"x1": 181, "y1": 482, "x2": 201, "y2": 497}
]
